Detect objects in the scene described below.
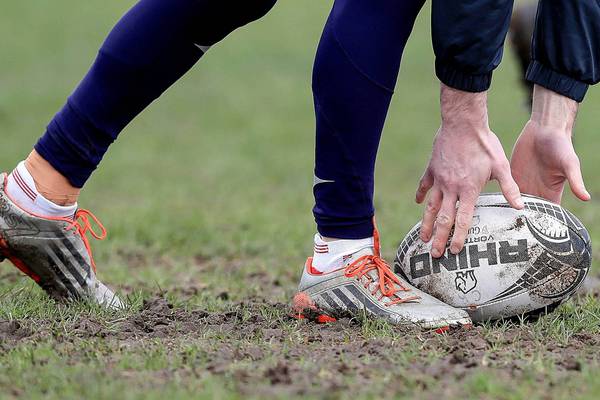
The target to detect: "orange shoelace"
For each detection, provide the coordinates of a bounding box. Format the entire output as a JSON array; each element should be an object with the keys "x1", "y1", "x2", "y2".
[
  {"x1": 65, "y1": 209, "x2": 107, "y2": 272},
  {"x1": 345, "y1": 255, "x2": 420, "y2": 306}
]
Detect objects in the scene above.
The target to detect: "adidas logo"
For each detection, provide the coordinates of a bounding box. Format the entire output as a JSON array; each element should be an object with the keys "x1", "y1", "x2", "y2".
[{"x1": 314, "y1": 244, "x2": 329, "y2": 254}]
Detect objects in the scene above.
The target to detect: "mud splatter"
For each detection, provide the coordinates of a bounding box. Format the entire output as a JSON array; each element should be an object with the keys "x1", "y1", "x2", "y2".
[{"x1": 508, "y1": 216, "x2": 526, "y2": 231}]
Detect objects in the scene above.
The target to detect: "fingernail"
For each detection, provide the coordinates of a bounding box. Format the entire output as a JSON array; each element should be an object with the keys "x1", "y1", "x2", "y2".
[
  {"x1": 431, "y1": 248, "x2": 440, "y2": 258},
  {"x1": 516, "y1": 197, "x2": 525, "y2": 209},
  {"x1": 450, "y1": 245, "x2": 459, "y2": 254}
]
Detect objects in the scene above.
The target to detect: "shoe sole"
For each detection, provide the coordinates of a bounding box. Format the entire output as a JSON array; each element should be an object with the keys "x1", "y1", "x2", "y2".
[
  {"x1": 292, "y1": 291, "x2": 472, "y2": 331},
  {"x1": 291, "y1": 292, "x2": 337, "y2": 323}
]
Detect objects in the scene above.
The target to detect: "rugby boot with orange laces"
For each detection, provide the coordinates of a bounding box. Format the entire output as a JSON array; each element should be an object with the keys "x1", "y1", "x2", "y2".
[
  {"x1": 0, "y1": 173, "x2": 123, "y2": 309},
  {"x1": 293, "y1": 228, "x2": 471, "y2": 329}
]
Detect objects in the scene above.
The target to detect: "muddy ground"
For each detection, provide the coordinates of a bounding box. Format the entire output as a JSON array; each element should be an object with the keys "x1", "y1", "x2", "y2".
[{"x1": 1, "y1": 290, "x2": 598, "y2": 399}]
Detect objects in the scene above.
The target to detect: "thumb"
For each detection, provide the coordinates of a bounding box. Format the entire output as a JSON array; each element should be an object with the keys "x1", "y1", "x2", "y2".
[
  {"x1": 565, "y1": 156, "x2": 591, "y2": 201},
  {"x1": 416, "y1": 168, "x2": 434, "y2": 204},
  {"x1": 495, "y1": 165, "x2": 525, "y2": 210}
]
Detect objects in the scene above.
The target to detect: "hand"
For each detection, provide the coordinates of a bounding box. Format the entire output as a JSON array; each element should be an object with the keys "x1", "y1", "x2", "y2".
[
  {"x1": 511, "y1": 85, "x2": 590, "y2": 204},
  {"x1": 416, "y1": 84, "x2": 524, "y2": 258}
]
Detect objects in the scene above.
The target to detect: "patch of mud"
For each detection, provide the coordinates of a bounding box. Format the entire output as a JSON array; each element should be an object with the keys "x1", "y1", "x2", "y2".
[
  {"x1": 0, "y1": 321, "x2": 32, "y2": 344},
  {"x1": 117, "y1": 297, "x2": 179, "y2": 338},
  {"x1": 508, "y1": 216, "x2": 526, "y2": 231},
  {"x1": 116, "y1": 250, "x2": 177, "y2": 270}
]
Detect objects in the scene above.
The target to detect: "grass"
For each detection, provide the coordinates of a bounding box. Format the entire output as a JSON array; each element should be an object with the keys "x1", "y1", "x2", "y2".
[{"x1": 0, "y1": 0, "x2": 600, "y2": 399}]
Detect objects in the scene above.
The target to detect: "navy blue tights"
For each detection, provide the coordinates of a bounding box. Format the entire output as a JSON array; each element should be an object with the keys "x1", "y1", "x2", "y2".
[
  {"x1": 36, "y1": 0, "x2": 276, "y2": 187},
  {"x1": 35, "y1": 0, "x2": 425, "y2": 239},
  {"x1": 312, "y1": 0, "x2": 425, "y2": 238}
]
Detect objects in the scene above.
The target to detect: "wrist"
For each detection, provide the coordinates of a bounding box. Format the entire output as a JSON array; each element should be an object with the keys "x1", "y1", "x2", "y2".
[
  {"x1": 440, "y1": 83, "x2": 489, "y2": 132},
  {"x1": 530, "y1": 85, "x2": 578, "y2": 134}
]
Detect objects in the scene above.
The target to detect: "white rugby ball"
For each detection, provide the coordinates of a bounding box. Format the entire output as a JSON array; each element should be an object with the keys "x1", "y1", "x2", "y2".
[{"x1": 394, "y1": 193, "x2": 591, "y2": 322}]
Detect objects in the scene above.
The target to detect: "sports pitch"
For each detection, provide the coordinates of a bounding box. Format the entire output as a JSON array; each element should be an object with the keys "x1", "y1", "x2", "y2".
[{"x1": 1, "y1": 1, "x2": 599, "y2": 399}]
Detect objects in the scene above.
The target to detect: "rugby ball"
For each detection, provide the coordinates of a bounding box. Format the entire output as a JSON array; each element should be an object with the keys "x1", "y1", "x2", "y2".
[{"x1": 394, "y1": 193, "x2": 591, "y2": 322}]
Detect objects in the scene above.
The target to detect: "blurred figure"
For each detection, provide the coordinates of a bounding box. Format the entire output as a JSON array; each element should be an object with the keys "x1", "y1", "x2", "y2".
[{"x1": 510, "y1": 2, "x2": 538, "y2": 108}]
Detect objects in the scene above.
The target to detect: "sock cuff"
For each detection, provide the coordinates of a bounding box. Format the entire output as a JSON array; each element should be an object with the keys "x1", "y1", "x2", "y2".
[
  {"x1": 312, "y1": 234, "x2": 374, "y2": 273},
  {"x1": 314, "y1": 234, "x2": 373, "y2": 255},
  {"x1": 7, "y1": 161, "x2": 77, "y2": 218}
]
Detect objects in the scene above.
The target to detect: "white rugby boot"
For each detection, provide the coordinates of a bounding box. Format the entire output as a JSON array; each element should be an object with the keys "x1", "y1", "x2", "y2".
[
  {"x1": 0, "y1": 173, "x2": 123, "y2": 309},
  {"x1": 293, "y1": 227, "x2": 471, "y2": 329}
]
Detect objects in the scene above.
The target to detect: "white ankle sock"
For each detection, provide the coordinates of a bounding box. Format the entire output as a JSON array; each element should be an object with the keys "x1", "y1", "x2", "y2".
[
  {"x1": 312, "y1": 234, "x2": 374, "y2": 273},
  {"x1": 5, "y1": 161, "x2": 77, "y2": 218}
]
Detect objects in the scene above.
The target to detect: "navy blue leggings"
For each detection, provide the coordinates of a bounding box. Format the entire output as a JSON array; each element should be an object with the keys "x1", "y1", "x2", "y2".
[
  {"x1": 36, "y1": 0, "x2": 276, "y2": 187},
  {"x1": 34, "y1": 0, "x2": 425, "y2": 239},
  {"x1": 312, "y1": 0, "x2": 425, "y2": 238}
]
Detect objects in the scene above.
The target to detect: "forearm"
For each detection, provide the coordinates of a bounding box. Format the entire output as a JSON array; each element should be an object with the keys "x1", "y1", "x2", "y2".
[
  {"x1": 528, "y1": 0, "x2": 600, "y2": 102},
  {"x1": 440, "y1": 84, "x2": 489, "y2": 132},
  {"x1": 530, "y1": 85, "x2": 578, "y2": 133}
]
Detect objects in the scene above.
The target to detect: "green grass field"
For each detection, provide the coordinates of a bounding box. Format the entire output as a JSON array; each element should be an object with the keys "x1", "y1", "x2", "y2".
[{"x1": 1, "y1": 1, "x2": 599, "y2": 399}]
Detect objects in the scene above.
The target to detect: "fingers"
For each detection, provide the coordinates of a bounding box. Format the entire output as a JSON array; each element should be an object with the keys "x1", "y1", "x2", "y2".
[
  {"x1": 449, "y1": 193, "x2": 478, "y2": 254},
  {"x1": 416, "y1": 169, "x2": 433, "y2": 204},
  {"x1": 565, "y1": 155, "x2": 591, "y2": 202},
  {"x1": 431, "y1": 194, "x2": 458, "y2": 258},
  {"x1": 420, "y1": 188, "x2": 442, "y2": 242},
  {"x1": 495, "y1": 165, "x2": 525, "y2": 210}
]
